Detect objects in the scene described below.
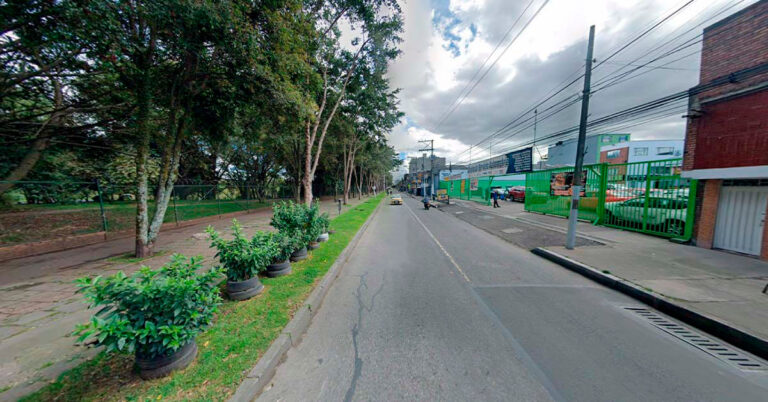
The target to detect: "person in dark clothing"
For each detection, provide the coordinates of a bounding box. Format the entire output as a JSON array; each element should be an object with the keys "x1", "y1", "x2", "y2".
[{"x1": 491, "y1": 190, "x2": 500, "y2": 208}]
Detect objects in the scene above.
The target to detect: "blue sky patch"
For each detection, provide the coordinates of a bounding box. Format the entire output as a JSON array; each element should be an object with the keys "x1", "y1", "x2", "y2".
[{"x1": 430, "y1": 0, "x2": 475, "y2": 57}]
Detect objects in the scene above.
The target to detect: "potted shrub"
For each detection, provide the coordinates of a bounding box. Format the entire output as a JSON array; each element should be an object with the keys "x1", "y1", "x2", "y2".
[
  {"x1": 258, "y1": 231, "x2": 293, "y2": 278},
  {"x1": 316, "y1": 213, "x2": 330, "y2": 242},
  {"x1": 74, "y1": 254, "x2": 222, "y2": 380},
  {"x1": 271, "y1": 202, "x2": 309, "y2": 261},
  {"x1": 305, "y1": 203, "x2": 324, "y2": 250},
  {"x1": 206, "y1": 220, "x2": 276, "y2": 300}
]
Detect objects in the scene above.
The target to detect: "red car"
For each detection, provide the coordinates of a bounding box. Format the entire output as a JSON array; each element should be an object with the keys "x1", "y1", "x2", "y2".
[{"x1": 507, "y1": 186, "x2": 525, "y2": 202}]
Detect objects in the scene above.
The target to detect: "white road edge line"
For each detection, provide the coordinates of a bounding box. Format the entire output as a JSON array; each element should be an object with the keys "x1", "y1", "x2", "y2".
[{"x1": 404, "y1": 201, "x2": 471, "y2": 283}]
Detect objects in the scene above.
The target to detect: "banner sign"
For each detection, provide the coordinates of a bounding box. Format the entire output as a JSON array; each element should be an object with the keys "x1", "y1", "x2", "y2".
[
  {"x1": 550, "y1": 171, "x2": 587, "y2": 196},
  {"x1": 506, "y1": 148, "x2": 533, "y2": 174},
  {"x1": 470, "y1": 178, "x2": 478, "y2": 191}
]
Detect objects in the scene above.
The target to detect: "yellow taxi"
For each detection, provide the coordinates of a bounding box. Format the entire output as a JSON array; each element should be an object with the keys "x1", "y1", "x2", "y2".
[{"x1": 390, "y1": 194, "x2": 403, "y2": 205}]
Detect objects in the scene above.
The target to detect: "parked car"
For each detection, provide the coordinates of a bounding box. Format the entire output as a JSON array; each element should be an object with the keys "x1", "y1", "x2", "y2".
[
  {"x1": 604, "y1": 197, "x2": 687, "y2": 236},
  {"x1": 662, "y1": 188, "x2": 689, "y2": 198},
  {"x1": 390, "y1": 194, "x2": 403, "y2": 205},
  {"x1": 605, "y1": 190, "x2": 635, "y2": 203},
  {"x1": 507, "y1": 186, "x2": 525, "y2": 202}
]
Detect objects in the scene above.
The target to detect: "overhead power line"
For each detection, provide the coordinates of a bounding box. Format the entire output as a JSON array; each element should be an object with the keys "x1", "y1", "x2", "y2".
[
  {"x1": 433, "y1": 0, "x2": 551, "y2": 132},
  {"x1": 433, "y1": 0, "x2": 538, "y2": 130},
  {"x1": 452, "y1": 0, "x2": 697, "y2": 164},
  {"x1": 592, "y1": 0, "x2": 695, "y2": 70},
  {"x1": 454, "y1": 61, "x2": 768, "y2": 165}
]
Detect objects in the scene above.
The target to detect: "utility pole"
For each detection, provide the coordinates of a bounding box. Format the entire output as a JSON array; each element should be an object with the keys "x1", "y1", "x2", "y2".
[
  {"x1": 418, "y1": 139, "x2": 434, "y2": 198},
  {"x1": 489, "y1": 139, "x2": 493, "y2": 175},
  {"x1": 468, "y1": 146, "x2": 473, "y2": 200},
  {"x1": 533, "y1": 108, "x2": 543, "y2": 162},
  {"x1": 566, "y1": 25, "x2": 595, "y2": 250}
]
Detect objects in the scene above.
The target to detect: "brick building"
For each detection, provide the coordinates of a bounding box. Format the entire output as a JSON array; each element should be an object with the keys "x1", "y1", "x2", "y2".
[{"x1": 682, "y1": 0, "x2": 768, "y2": 258}]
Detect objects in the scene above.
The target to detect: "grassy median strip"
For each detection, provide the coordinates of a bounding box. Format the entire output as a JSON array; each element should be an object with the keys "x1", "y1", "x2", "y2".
[{"x1": 23, "y1": 194, "x2": 384, "y2": 402}]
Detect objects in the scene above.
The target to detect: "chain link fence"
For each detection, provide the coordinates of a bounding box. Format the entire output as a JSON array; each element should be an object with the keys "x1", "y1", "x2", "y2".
[{"x1": 0, "y1": 181, "x2": 295, "y2": 247}]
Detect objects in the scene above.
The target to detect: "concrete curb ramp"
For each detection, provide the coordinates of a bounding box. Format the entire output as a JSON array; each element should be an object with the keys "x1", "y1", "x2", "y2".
[
  {"x1": 532, "y1": 247, "x2": 768, "y2": 362},
  {"x1": 230, "y1": 199, "x2": 383, "y2": 402}
]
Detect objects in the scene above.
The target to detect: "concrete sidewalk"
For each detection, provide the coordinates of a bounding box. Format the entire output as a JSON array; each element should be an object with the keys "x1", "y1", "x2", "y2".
[
  {"x1": 453, "y1": 198, "x2": 768, "y2": 347},
  {"x1": 0, "y1": 196, "x2": 369, "y2": 400}
]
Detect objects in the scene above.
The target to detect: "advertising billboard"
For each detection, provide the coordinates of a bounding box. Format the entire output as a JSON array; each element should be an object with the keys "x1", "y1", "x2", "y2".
[
  {"x1": 550, "y1": 171, "x2": 587, "y2": 196},
  {"x1": 506, "y1": 148, "x2": 533, "y2": 174}
]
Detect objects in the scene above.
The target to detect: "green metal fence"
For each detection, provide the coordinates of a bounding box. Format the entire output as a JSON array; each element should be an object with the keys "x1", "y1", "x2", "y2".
[
  {"x1": 524, "y1": 165, "x2": 605, "y2": 222},
  {"x1": 0, "y1": 181, "x2": 294, "y2": 247},
  {"x1": 439, "y1": 176, "x2": 525, "y2": 204},
  {"x1": 524, "y1": 159, "x2": 697, "y2": 240}
]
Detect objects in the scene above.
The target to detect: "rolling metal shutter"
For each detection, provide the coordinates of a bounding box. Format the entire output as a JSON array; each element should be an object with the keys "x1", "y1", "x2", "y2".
[{"x1": 713, "y1": 186, "x2": 768, "y2": 255}]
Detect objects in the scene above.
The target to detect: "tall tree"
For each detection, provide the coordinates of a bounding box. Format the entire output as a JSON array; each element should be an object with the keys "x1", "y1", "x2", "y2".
[{"x1": 301, "y1": 4, "x2": 401, "y2": 204}]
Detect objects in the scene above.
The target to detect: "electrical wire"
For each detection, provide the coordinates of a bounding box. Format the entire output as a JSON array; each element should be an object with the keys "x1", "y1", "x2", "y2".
[{"x1": 433, "y1": 0, "x2": 551, "y2": 133}]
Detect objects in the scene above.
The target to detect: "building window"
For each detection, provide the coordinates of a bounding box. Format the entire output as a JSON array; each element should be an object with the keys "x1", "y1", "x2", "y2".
[
  {"x1": 634, "y1": 147, "x2": 648, "y2": 156},
  {"x1": 657, "y1": 147, "x2": 674, "y2": 155},
  {"x1": 602, "y1": 136, "x2": 612, "y2": 143},
  {"x1": 606, "y1": 150, "x2": 620, "y2": 159}
]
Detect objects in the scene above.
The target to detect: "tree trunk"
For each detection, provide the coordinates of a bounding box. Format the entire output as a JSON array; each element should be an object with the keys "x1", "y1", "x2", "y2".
[
  {"x1": 0, "y1": 128, "x2": 50, "y2": 195},
  {"x1": 0, "y1": 79, "x2": 63, "y2": 194},
  {"x1": 357, "y1": 166, "x2": 363, "y2": 200},
  {"x1": 146, "y1": 113, "x2": 187, "y2": 245},
  {"x1": 134, "y1": 74, "x2": 152, "y2": 258},
  {"x1": 345, "y1": 151, "x2": 356, "y2": 204},
  {"x1": 342, "y1": 146, "x2": 350, "y2": 205}
]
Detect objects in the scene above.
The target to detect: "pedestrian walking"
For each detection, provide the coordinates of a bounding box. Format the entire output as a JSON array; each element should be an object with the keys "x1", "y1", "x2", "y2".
[{"x1": 491, "y1": 190, "x2": 500, "y2": 208}]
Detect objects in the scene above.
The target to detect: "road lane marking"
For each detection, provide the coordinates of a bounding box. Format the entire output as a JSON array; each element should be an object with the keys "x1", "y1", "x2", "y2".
[{"x1": 404, "y1": 201, "x2": 471, "y2": 283}]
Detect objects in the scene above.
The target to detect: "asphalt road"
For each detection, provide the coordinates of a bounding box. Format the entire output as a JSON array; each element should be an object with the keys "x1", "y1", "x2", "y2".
[{"x1": 257, "y1": 196, "x2": 768, "y2": 402}]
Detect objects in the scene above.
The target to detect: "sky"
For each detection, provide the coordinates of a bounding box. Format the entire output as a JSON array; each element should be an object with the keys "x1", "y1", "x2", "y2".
[{"x1": 384, "y1": 0, "x2": 759, "y2": 179}]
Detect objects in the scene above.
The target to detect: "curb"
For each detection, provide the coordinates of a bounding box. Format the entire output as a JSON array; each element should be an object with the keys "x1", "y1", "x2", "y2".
[
  {"x1": 531, "y1": 247, "x2": 768, "y2": 361},
  {"x1": 230, "y1": 198, "x2": 384, "y2": 402}
]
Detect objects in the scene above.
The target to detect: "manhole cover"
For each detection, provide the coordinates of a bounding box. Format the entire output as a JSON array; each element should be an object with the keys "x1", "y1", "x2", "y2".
[
  {"x1": 624, "y1": 307, "x2": 767, "y2": 371},
  {"x1": 502, "y1": 228, "x2": 522, "y2": 234}
]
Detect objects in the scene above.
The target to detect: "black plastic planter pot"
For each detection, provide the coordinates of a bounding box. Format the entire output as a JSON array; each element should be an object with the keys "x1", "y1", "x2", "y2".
[
  {"x1": 136, "y1": 341, "x2": 198, "y2": 380},
  {"x1": 266, "y1": 259, "x2": 292, "y2": 277},
  {"x1": 308, "y1": 241, "x2": 320, "y2": 250},
  {"x1": 226, "y1": 276, "x2": 264, "y2": 301},
  {"x1": 317, "y1": 233, "x2": 329, "y2": 242},
  {"x1": 328, "y1": 229, "x2": 336, "y2": 234},
  {"x1": 290, "y1": 246, "x2": 308, "y2": 262}
]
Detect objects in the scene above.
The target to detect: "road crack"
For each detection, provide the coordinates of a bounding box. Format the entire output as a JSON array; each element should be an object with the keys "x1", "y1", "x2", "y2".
[{"x1": 344, "y1": 272, "x2": 384, "y2": 402}]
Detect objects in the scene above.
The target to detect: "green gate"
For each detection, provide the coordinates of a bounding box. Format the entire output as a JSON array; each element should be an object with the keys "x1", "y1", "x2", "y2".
[
  {"x1": 524, "y1": 164, "x2": 606, "y2": 222},
  {"x1": 524, "y1": 159, "x2": 697, "y2": 240}
]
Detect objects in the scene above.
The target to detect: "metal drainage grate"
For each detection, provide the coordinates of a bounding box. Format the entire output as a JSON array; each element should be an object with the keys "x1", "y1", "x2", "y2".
[{"x1": 624, "y1": 307, "x2": 767, "y2": 371}]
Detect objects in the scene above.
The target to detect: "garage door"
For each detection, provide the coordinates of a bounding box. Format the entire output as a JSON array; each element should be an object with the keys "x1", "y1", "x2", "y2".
[{"x1": 714, "y1": 186, "x2": 768, "y2": 255}]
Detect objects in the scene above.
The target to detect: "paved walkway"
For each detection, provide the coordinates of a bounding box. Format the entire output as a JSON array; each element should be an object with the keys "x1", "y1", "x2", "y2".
[
  {"x1": 452, "y1": 198, "x2": 768, "y2": 345},
  {"x1": 0, "y1": 196, "x2": 369, "y2": 400}
]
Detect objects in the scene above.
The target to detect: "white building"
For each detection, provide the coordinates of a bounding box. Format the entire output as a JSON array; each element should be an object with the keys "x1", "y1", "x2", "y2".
[{"x1": 601, "y1": 139, "x2": 684, "y2": 163}]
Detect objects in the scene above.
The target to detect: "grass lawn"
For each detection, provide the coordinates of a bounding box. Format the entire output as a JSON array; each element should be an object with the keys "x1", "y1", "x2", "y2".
[{"x1": 20, "y1": 194, "x2": 384, "y2": 402}]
